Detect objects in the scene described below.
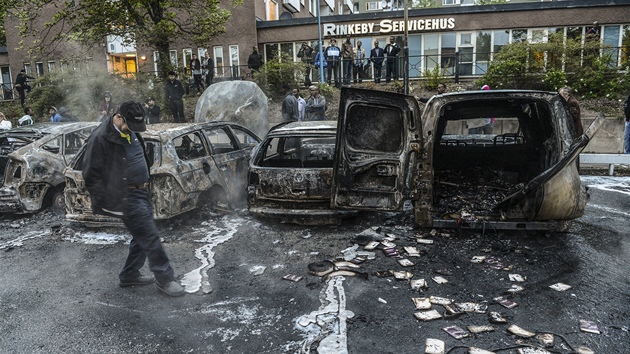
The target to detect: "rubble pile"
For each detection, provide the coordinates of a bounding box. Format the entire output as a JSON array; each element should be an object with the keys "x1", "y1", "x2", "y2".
[{"x1": 433, "y1": 167, "x2": 525, "y2": 220}]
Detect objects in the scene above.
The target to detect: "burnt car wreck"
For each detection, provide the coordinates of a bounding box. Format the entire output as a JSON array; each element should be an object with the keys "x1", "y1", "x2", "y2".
[
  {"x1": 0, "y1": 122, "x2": 98, "y2": 214},
  {"x1": 332, "y1": 88, "x2": 604, "y2": 231},
  {"x1": 65, "y1": 122, "x2": 260, "y2": 226}
]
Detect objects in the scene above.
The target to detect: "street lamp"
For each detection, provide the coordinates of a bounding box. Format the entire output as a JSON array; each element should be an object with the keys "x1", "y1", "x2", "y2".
[{"x1": 403, "y1": 0, "x2": 409, "y2": 95}]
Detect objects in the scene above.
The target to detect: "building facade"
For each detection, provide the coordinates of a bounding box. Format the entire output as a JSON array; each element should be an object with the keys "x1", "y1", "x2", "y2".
[{"x1": 1, "y1": 0, "x2": 629, "y2": 101}]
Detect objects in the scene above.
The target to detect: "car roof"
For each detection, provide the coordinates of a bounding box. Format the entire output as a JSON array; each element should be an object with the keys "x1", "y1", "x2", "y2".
[
  {"x1": 142, "y1": 121, "x2": 258, "y2": 139},
  {"x1": 267, "y1": 120, "x2": 337, "y2": 136},
  {"x1": 431, "y1": 89, "x2": 558, "y2": 101},
  {"x1": 0, "y1": 122, "x2": 99, "y2": 137}
]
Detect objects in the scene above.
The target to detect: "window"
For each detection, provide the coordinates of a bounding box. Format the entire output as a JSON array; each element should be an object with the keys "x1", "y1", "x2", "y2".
[
  {"x1": 603, "y1": 25, "x2": 621, "y2": 67},
  {"x1": 424, "y1": 33, "x2": 439, "y2": 73},
  {"x1": 64, "y1": 127, "x2": 94, "y2": 156},
  {"x1": 60, "y1": 60, "x2": 69, "y2": 72},
  {"x1": 173, "y1": 132, "x2": 208, "y2": 161},
  {"x1": 198, "y1": 48, "x2": 207, "y2": 59},
  {"x1": 493, "y1": 30, "x2": 509, "y2": 54},
  {"x1": 267, "y1": 0, "x2": 278, "y2": 20},
  {"x1": 511, "y1": 29, "x2": 528, "y2": 43},
  {"x1": 0, "y1": 66, "x2": 12, "y2": 100},
  {"x1": 347, "y1": 104, "x2": 402, "y2": 153},
  {"x1": 458, "y1": 33, "x2": 473, "y2": 76},
  {"x1": 214, "y1": 46, "x2": 224, "y2": 77},
  {"x1": 229, "y1": 45, "x2": 240, "y2": 78},
  {"x1": 230, "y1": 126, "x2": 260, "y2": 149},
  {"x1": 443, "y1": 0, "x2": 458, "y2": 5},
  {"x1": 309, "y1": 0, "x2": 317, "y2": 14},
  {"x1": 408, "y1": 35, "x2": 422, "y2": 78},
  {"x1": 42, "y1": 136, "x2": 62, "y2": 155},
  {"x1": 366, "y1": 2, "x2": 381, "y2": 10},
  {"x1": 183, "y1": 48, "x2": 192, "y2": 74},
  {"x1": 23, "y1": 64, "x2": 32, "y2": 76},
  {"x1": 475, "y1": 31, "x2": 491, "y2": 74},
  {"x1": 169, "y1": 50, "x2": 178, "y2": 68},
  {"x1": 441, "y1": 33, "x2": 456, "y2": 75},
  {"x1": 35, "y1": 62, "x2": 44, "y2": 77},
  {"x1": 204, "y1": 127, "x2": 238, "y2": 154},
  {"x1": 47, "y1": 61, "x2": 56, "y2": 72}
]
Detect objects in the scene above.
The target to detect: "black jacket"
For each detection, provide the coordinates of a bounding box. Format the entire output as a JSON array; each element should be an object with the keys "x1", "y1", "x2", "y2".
[
  {"x1": 82, "y1": 116, "x2": 150, "y2": 217},
  {"x1": 165, "y1": 79, "x2": 185, "y2": 100}
]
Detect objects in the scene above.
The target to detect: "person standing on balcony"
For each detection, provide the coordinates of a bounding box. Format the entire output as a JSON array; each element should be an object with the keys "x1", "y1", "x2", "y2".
[
  {"x1": 370, "y1": 40, "x2": 384, "y2": 84},
  {"x1": 14, "y1": 69, "x2": 33, "y2": 107},
  {"x1": 325, "y1": 39, "x2": 341, "y2": 87},
  {"x1": 354, "y1": 41, "x2": 366, "y2": 84},
  {"x1": 341, "y1": 36, "x2": 354, "y2": 86},
  {"x1": 203, "y1": 52, "x2": 215, "y2": 86},
  {"x1": 384, "y1": 36, "x2": 401, "y2": 83}
]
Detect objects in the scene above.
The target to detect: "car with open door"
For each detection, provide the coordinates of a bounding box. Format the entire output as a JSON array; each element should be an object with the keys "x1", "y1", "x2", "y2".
[
  {"x1": 332, "y1": 88, "x2": 604, "y2": 231},
  {"x1": 64, "y1": 122, "x2": 260, "y2": 226},
  {"x1": 0, "y1": 122, "x2": 99, "y2": 214}
]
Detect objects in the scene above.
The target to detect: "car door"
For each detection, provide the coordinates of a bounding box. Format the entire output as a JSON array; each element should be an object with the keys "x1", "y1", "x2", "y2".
[
  {"x1": 332, "y1": 88, "x2": 423, "y2": 211},
  {"x1": 203, "y1": 125, "x2": 250, "y2": 198},
  {"x1": 494, "y1": 111, "x2": 605, "y2": 220}
]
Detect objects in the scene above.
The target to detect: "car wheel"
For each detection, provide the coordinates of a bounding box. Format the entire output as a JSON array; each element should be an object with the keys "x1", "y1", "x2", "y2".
[
  {"x1": 49, "y1": 189, "x2": 66, "y2": 214},
  {"x1": 554, "y1": 220, "x2": 573, "y2": 233},
  {"x1": 206, "y1": 186, "x2": 232, "y2": 213}
]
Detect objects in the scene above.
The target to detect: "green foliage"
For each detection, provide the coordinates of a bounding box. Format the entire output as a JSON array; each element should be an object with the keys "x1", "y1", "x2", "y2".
[
  {"x1": 315, "y1": 82, "x2": 335, "y2": 101},
  {"x1": 423, "y1": 64, "x2": 447, "y2": 90},
  {"x1": 10, "y1": 0, "x2": 242, "y2": 77},
  {"x1": 479, "y1": 35, "x2": 628, "y2": 99},
  {"x1": 253, "y1": 54, "x2": 305, "y2": 99},
  {"x1": 23, "y1": 70, "x2": 165, "y2": 123}
]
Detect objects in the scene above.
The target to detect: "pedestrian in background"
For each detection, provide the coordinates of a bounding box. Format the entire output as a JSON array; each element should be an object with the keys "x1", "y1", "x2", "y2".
[
  {"x1": 190, "y1": 54, "x2": 204, "y2": 94},
  {"x1": 0, "y1": 112, "x2": 11, "y2": 131},
  {"x1": 314, "y1": 46, "x2": 327, "y2": 83},
  {"x1": 370, "y1": 40, "x2": 384, "y2": 84},
  {"x1": 165, "y1": 71, "x2": 185, "y2": 123},
  {"x1": 623, "y1": 92, "x2": 630, "y2": 153},
  {"x1": 294, "y1": 88, "x2": 306, "y2": 122},
  {"x1": 559, "y1": 86, "x2": 583, "y2": 138},
  {"x1": 341, "y1": 36, "x2": 354, "y2": 85},
  {"x1": 19, "y1": 107, "x2": 34, "y2": 126},
  {"x1": 49, "y1": 106, "x2": 62, "y2": 122},
  {"x1": 82, "y1": 100, "x2": 185, "y2": 297},
  {"x1": 14, "y1": 69, "x2": 33, "y2": 106},
  {"x1": 144, "y1": 97, "x2": 161, "y2": 125},
  {"x1": 305, "y1": 85, "x2": 327, "y2": 121},
  {"x1": 247, "y1": 46, "x2": 263, "y2": 78},
  {"x1": 297, "y1": 42, "x2": 314, "y2": 87},
  {"x1": 281, "y1": 84, "x2": 299, "y2": 122},
  {"x1": 203, "y1": 52, "x2": 215, "y2": 86},
  {"x1": 98, "y1": 91, "x2": 116, "y2": 122}
]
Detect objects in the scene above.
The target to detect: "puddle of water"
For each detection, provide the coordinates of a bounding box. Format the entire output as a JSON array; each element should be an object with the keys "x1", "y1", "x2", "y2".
[
  {"x1": 63, "y1": 231, "x2": 129, "y2": 245},
  {"x1": 0, "y1": 230, "x2": 49, "y2": 250},
  {"x1": 180, "y1": 215, "x2": 247, "y2": 293}
]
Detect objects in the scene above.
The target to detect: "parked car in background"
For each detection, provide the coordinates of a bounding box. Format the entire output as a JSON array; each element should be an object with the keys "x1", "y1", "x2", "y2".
[
  {"x1": 0, "y1": 122, "x2": 99, "y2": 213},
  {"x1": 331, "y1": 88, "x2": 604, "y2": 231},
  {"x1": 64, "y1": 122, "x2": 260, "y2": 226},
  {"x1": 247, "y1": 121, "x2": 358, "y2": 225}
]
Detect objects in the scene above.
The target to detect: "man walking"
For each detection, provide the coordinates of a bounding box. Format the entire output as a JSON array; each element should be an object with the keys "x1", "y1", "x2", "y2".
[
  {"x1": 370, "y1": 40, "x2": 384, "y2": 84},
  {"x1": 384, "y1": 36, "x2": 401, "y2": 83},
  {"x1": 165, "y1": 71, "x2": 185, "y2": 123},
  {"x1": 82, "y1": 101, "x2": 185, "y2": 297}
]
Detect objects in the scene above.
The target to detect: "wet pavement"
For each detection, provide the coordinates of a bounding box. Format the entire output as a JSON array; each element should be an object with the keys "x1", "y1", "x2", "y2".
[{"x1": 0, "y1": 176, "x2": 628, "y2": 353}]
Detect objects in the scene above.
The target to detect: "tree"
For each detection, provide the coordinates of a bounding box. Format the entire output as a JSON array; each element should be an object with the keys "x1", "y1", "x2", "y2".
[{"x1": 9, "y1": 0, "x2": 242, "y2": 77}]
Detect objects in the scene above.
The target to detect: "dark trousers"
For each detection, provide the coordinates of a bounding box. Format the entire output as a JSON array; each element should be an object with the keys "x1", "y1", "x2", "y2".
[
  {"x1": 206, "y1": 72, "x2": 214, "y2": 86},
  {"x1": 193, "y1": 74, "x2": 204, "y2": 93},
  {"x1": 353, "y1": 65, "x2": 364, "y2": 83},
  {"x1": 304, "y1": 65, "x2": 312, "y2": 86},
  {"x1": 373, "y1": 64, "x2": 382, "y2": 83},
  {"x1": 120, "y1": 189, "x2": 174, "y2": 284},
  {"x1": 386, "y1": 59, "x2": 397, "y2": 82},
  {"x1": 16, "y1": 84, "x2": 30, "y2": 106},
  {"x1": 327, "y1": 63, "x2": 339, "y2": 86},
  {"x1": 343, "y1": 59, "x2": 353, "y2": 84},
  {"x1": 169, "y1": 98, "x2": 185, "y2": 123}
]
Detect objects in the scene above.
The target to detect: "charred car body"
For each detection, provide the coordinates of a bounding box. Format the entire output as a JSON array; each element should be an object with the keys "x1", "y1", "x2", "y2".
[
  {"x1": 247, "y1": 121, "x2": 357, "y2": 224},
  {"x1": 65, "y1": 122, "x2": 260, "y2": 226},
  {"x1": 0, "y1": 122, "x2": 99, "y2": 213},
  {"x1": 332, "y1": 88, "x2": 603, "y2": 231}
]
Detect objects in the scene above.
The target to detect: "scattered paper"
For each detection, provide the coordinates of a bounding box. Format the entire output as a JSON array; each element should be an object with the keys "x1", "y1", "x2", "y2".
[
  {"x1": 414, "y1": 309, "x2": 442, "y2": 321},
  {"x1": 549, "y1": 282, "x2": 572, "y2": 291},
  {"x1": 424, "y1": 338, "x2": 444, "y2": 354}
]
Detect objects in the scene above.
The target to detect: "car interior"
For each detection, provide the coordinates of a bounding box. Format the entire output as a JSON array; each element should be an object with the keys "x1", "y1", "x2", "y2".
[{"x1": 258, "y1": 136, "x2": 336, "y2": 168}]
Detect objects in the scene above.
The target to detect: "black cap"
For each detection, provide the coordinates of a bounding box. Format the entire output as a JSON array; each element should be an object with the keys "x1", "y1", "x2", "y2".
[
  {"x1": 168, "y1": 71, "x2": 176, "y2": 76},
  {"x1": 20, "y1": 69, "x2": 26, "y2": 73},
  {"x1": 118, "y1": 100, "x2": 146, "y2": 132}
]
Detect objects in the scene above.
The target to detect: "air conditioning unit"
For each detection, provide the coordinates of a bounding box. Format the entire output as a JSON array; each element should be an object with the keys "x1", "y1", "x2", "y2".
[{"x1": 282, "y1": 0, "x2": 300, "y2": 13}]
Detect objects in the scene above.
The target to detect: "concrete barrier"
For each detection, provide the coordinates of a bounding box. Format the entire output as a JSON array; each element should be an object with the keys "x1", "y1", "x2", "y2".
[{"x1": 579, "y1": 153, "x2": 630, "y2": 175}]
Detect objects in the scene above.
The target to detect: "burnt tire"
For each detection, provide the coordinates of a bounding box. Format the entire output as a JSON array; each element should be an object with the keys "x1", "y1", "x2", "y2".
[
  {"x1": 554, "y1": 220, "x2": 573, "y2": 233},
  {"x1": 49, "y1": 189, "x2": 66, "y2": 214},
  {"x1": 205, "y1": 186, "x2": 232, "y2": 213}
]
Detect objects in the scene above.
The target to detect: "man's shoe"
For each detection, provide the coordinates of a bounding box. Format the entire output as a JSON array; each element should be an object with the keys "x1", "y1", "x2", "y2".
[
  {"x1": 156, "y1": 281, "x2": 186, "y2": 297},
  {"x1": 119, "y1": 275, "x2": 155, "y2": 287}
]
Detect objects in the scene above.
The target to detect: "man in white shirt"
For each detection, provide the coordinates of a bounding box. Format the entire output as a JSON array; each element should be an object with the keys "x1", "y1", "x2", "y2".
[
  {"x1": 18, "y1": 107, "x2": 34, "y2": 126},
  {"x1": 293, "y1": 88, "x2": 306, "y2": 121}
]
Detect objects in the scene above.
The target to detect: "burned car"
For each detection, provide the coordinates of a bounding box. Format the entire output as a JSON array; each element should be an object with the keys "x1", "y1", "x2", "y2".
[
  {"x1": 332, "y1": 88, "x2": 604, "y2": 231},
  {"x1": 65, "y1": 122, "x2": 260, "y2": 226},
  {"x1": 0, "y1": 122, "x2": 99, "y2": 213},
  {"x1": 247, "y1": 121, "x2": 357, "y2": 224}
]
